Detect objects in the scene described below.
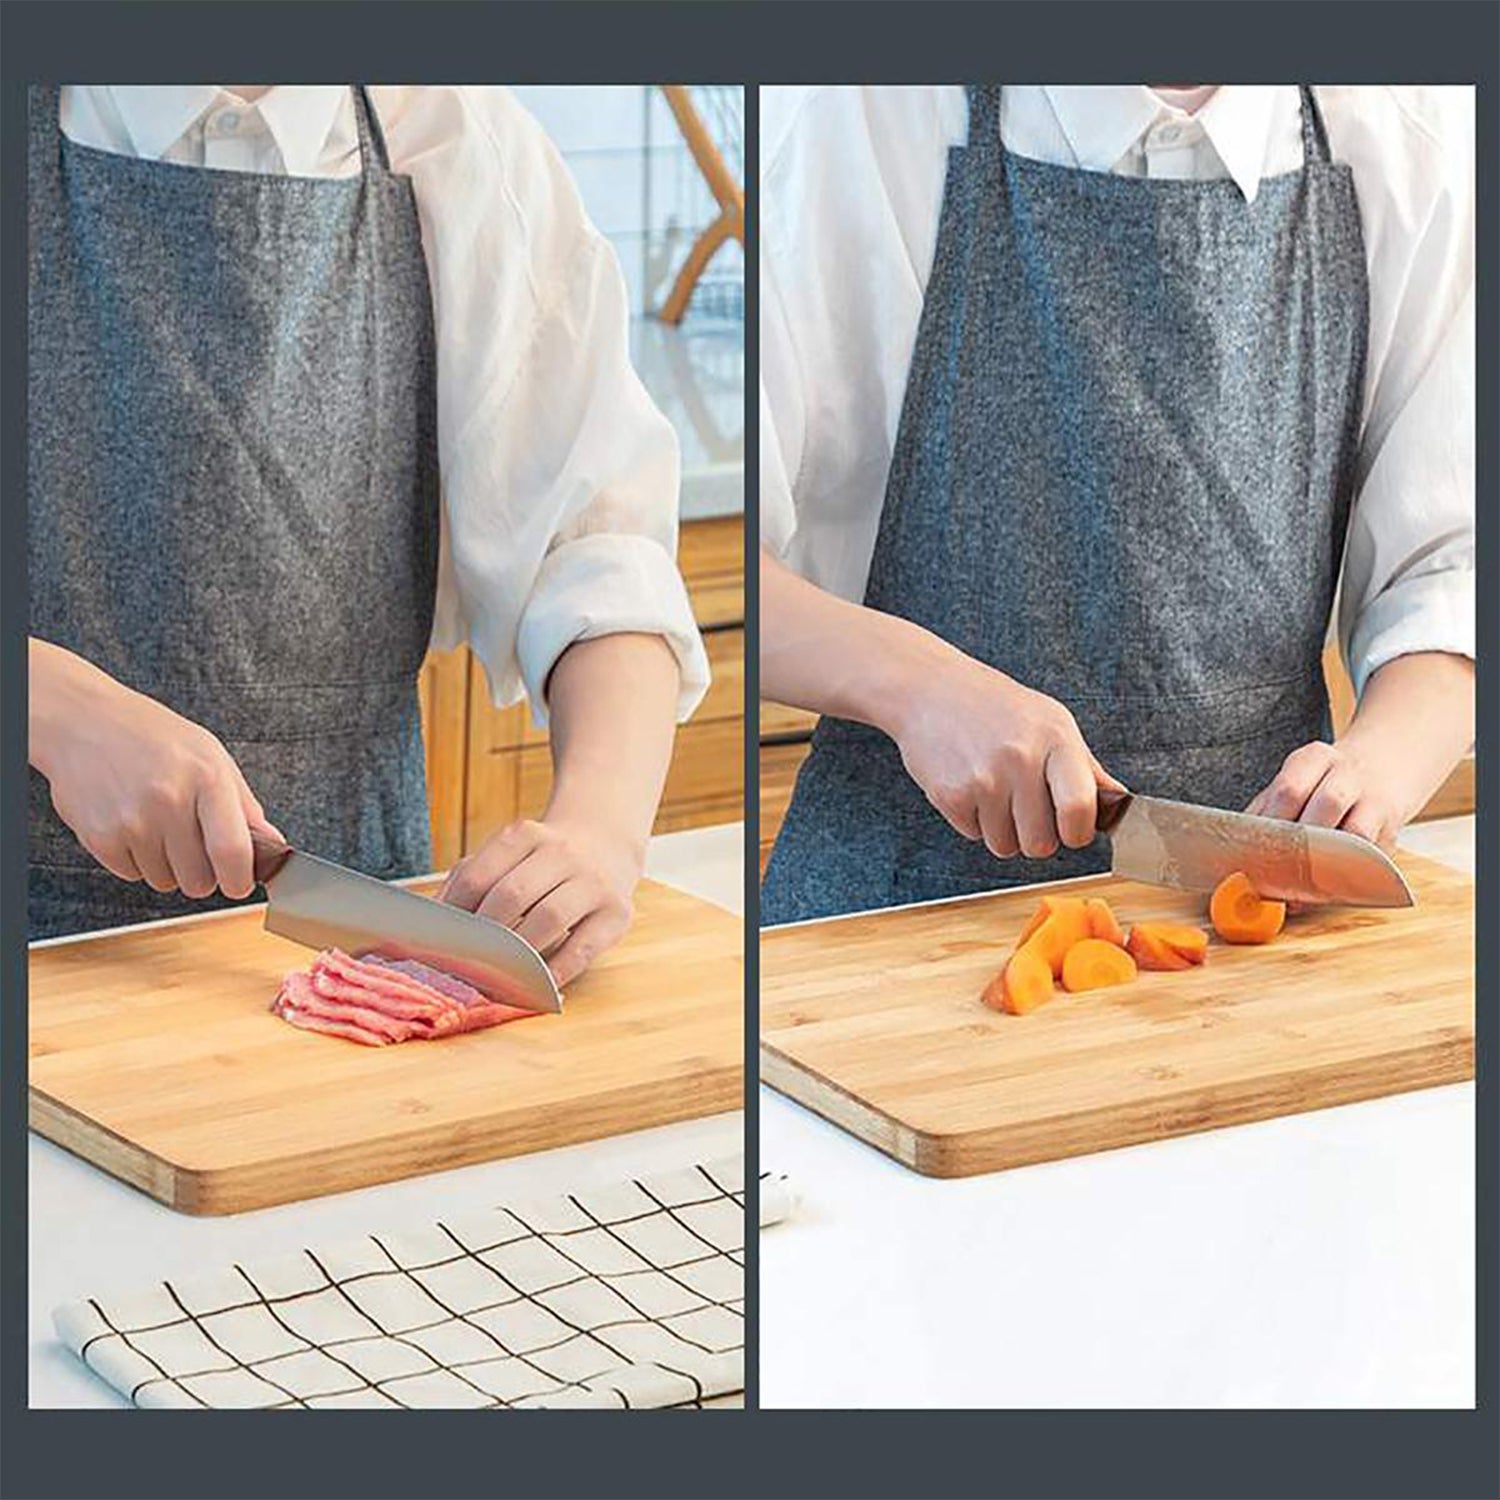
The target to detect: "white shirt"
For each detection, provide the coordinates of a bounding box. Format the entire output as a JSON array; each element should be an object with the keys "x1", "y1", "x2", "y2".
[
  {"x1": 760, "y1": 85, "x2": 1475, "y2": 698},
  {"x1": 59, "y1": 85, "x2": 711, "y2": 722}
]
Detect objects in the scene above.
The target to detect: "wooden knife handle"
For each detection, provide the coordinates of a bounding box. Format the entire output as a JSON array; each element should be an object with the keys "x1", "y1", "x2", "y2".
[
  {"x1": 251, "y1": 831, "x2": 293, "y2": 887},
  {"x1": 1096, "y1": 787, "x2": 1132, "y2": 835}
]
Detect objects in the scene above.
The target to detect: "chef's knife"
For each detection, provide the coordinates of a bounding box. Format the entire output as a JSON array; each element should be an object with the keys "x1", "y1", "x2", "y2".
[
  {"x1": 252, "y1": 837, "x2": 562, "y2": 1014},
  {"x1": 1096, "y1": 790, "x2": 1414, "y2": 908}
]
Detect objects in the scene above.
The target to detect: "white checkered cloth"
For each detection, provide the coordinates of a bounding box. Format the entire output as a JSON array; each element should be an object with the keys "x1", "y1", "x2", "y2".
[{"x1": 55, "y1": 1156, "x2": 793, "y2": 1410}]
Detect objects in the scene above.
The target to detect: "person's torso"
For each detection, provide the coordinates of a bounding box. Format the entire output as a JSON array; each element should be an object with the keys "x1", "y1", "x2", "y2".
[
  {"x1": 28, "y1": 85, "x2": 442, "y2": 937},
  {"x1": 761, "y1": 83, "x2": 1467, "y2": 606},
  {"x1": 760, "y1": 85, "x2": 1368, "y2": 925}
]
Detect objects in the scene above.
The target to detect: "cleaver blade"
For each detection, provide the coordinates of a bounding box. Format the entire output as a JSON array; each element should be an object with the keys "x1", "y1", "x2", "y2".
[
  {"x1": 1097, "y1": 791, "x2": 1414, "y2": 909},
  {"x1": 253, "y1": 840, "x2": 562, "y2": 1014}
]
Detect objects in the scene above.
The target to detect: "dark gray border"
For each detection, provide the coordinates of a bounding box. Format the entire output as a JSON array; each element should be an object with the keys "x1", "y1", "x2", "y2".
[{"x1": 2, "y1": 2, "x2": 1495, "y2": 1499}]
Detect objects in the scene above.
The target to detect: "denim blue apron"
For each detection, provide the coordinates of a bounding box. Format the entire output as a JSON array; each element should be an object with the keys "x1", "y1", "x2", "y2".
[
  {"x1": 762, "y1": 85, "x2": 1368, "y2": 925},
  {"x1": 28, "y1": 86, "x2": 440, "y2": 938}
]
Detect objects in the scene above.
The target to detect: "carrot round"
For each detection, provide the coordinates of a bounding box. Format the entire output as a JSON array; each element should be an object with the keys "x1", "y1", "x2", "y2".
[
  {"x1": 984, "y1": 945, "x2": 1055, "y2": 1015},
  {"x1": 1084, "y1": 897, "x2": 1126, "y2": 947},
  {"x1": 1126, "y1": 921, "x2": 1208, "y2": 970},
  {"x1": 1061, "y1": 938, "x2": 1138, "y2": 993},
  {"x1": 1210, "y1": 871, "x2": 1286, "y2": 944}
]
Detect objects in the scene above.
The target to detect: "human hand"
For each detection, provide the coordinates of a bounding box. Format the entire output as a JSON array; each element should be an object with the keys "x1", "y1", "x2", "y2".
[
  {"x1": 438, "y1": 815, "x2": 644, "y2": 988},
  {"x1": 1247, "y1": 653, "x2": 1475, "y2": 852},
  {"x1": 1245, "y1": 734, "x2": 1417, "y2": 851},
  {"x1": 887, "y1": 649, "x2": 1124, "y2": 860},
  {"x1": 29, "y1": 640, "x2": 278, "y2": 899}
]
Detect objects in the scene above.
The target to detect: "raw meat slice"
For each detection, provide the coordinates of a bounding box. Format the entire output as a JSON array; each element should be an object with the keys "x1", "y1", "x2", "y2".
[
  {"x1": 271, "y1": 948, "x2": 538, "y2": 1046},
  {"x1": 362, "y1": 956, "x2": 487, "y2": 1004},
  {"x1": 360, "y1": 956, "x2": 541, "y2": 1031},
  {"x1": 273, "y1": 972, "x2": 427, "y2": 1045}
]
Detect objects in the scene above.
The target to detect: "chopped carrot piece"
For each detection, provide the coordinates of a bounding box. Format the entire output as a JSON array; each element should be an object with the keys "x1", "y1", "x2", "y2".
[
  {"x1": 1126, "y1": 926, "x2": 1192, "y2": 971},
  {"x1": 1020, "y1": 904, "x2": 1093, "y2": 978},
  {"x1": 1084, "y1": 897, "x2": 1126, "y2": 947},
  {"x1": 1209, "y1": 871, "x2": 1286, "y2": 944},
  {"x1": 1152, "y1": 923, "x2": 1209, "y2": 962},
  {"x1": 1061, "y1": 938, "x2": 1138, "y2": 993},
  {"x1": 1017, "y1": 893, "x2": 1085, "y2": 948},
  {"x1": 1126, "y1": 921, "x2": 1208, "y2": 970},
  {"x1": 983, "y1": 945, "x2": 1055, "y2": 1015}
]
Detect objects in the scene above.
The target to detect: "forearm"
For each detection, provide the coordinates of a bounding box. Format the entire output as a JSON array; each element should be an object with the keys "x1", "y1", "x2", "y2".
[
  {"x1": 759, "y1": 547, "x2": 958, "y2": 738},
  {"x1": 541, "y1": 632, "x2": 681, "y2": 860},
  {"x1": 1344, "y1": 650, "x2": 1474, "y2": 807},
  {"x1": 29, "y1": 638, "x2": 110, "y2": 773}
]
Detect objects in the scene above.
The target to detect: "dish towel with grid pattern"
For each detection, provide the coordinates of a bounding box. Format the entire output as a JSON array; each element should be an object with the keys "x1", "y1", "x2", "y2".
[{"x1": 55, "y1": 1156, "x2": 793, "y2": 1409}]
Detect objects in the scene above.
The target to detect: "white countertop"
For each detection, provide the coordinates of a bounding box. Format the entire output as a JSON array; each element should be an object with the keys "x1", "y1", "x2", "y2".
[
  {"x1": 29, "y1": 821, "x2": 746, "y2": 1409},
  {"x1": 760, "y1": 816, "x2": 1476, "y2": 1409}
]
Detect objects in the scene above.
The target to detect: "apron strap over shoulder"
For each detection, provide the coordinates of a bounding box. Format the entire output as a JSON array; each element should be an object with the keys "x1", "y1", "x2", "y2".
[
  {"x1": 350, "y1": 85, "x2": 392, "y2": 175},
  {"x1": 1298, "y1": 85, "x2": 1333, "y2": 166},
  {"x1": 965, "y1": 84, "x2": 1002, "y2": 156}
]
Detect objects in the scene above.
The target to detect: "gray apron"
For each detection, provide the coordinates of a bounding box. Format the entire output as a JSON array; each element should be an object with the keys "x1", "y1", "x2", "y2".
[
  {"x1": 762, "y1": 85, "x2": 1369, "y2": 925},
  {"x1": 28, "y1": 86, "x2": 440, "y2": 939}
]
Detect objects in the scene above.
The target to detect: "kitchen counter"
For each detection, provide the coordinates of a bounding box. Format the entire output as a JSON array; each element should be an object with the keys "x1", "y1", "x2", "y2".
[
  {"x1": 29, "y1": 821, "x2": 746, "y2": 1409},
  {"x1": 760, "y1": 816, "x2": 1476, "y2": 1409}
]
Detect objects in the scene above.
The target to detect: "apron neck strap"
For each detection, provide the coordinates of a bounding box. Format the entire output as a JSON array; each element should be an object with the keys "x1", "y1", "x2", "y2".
[
  {"x1": 1297, "y1": 85, "x2": 1333, "y2": 166},
  {"x1": 350, "y1": 85, "x2": 391, "y2": 175},
  {"x1": 965, "y1": 84, "x2": 1002, "y2": 155}
]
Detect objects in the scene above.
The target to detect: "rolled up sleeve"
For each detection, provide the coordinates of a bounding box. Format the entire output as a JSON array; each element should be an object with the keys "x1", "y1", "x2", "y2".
[
  {"x1": 1339, "y1": 94, "x2": 1474, "y2": 699},
  {"x1": 515, "y1": 531, "x2": 708, "y2": 725}
]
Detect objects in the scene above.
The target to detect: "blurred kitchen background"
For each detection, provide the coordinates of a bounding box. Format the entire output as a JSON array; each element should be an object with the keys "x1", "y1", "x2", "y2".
[
  {"x1": 512, "y1": 84, "x2": 744, "y2": 519},
  {"x1": 419, "y1": 86, "x2": 746, "y2": 866}
]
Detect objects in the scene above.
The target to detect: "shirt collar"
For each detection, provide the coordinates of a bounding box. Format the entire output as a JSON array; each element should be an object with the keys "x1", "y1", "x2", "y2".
[
  {"x1": 1043, "y1": 86, "x2": 1163, "y2": 174},
  {"x1": 1042, "y1": 84, "x2": 1293, "y2": 203},
  {"x1": 108, "y1": 85, "x2": 220, "y2": 160},
  {"x1": 1194, "y1": 85, "x2": 1288, "y2": 203},
  {"x1": 255, "y1": 87, "x2": 351, "y2": 175},
  {"x1": 105, "y1": 84, "x2": 349, "y2": 174}
]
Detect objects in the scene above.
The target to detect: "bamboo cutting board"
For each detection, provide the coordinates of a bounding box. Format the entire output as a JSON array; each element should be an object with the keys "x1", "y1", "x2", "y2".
[
  {"x1": 30, "y1": 879, "x2": 741, "y2": 1215},
  {"x1": 760, "y1": 851, "x2": 1473, "y2": 1178}
]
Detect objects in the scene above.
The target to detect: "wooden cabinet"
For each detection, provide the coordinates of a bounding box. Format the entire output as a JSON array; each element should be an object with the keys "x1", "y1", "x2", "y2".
[
  {"x1": 419, "y1": 515, "x2": 745, "y2": 869},
  {"x1": 757, "y1": 644, "x2": 1475, "y2": 876}
]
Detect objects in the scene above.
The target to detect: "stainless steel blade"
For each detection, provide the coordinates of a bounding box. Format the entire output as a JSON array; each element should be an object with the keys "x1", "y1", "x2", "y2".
[
  {"x1": 261, "y1": 849, "x2": 562, "y2": 1013},
  {"x1": 1103, "y1": 793, "x2": 1414, "y2": 908}
]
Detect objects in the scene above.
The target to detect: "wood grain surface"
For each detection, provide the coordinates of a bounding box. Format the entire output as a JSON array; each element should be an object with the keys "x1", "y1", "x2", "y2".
[
  {"x1": 760, "y1": 851, "x2": 1473, "y2": 1178},
  {"x1": 30, "y1": 879, "x2": 742, "y2": 1215}
]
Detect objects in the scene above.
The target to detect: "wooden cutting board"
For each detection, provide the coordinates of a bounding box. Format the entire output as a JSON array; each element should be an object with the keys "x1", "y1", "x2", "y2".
[
  {"x1": 760, "y1": 851, "x2": 1473, "y2": 1178},
  {"x1": 30, "y1": 878, "x2": 741, "y2": 1215}
]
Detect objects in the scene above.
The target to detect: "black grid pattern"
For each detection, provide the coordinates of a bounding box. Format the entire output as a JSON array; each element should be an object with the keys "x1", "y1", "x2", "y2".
[{"x1": 57, "y1": 1156, "x2": 786, "y2": 1411}]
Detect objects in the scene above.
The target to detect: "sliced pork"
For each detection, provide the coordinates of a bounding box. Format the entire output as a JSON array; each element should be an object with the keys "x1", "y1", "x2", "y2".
[{"x1": 272, "y1": 949, "x2": 536, "y2": 1046}]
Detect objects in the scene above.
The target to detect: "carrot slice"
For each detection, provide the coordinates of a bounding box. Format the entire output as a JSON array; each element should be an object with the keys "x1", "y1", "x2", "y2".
[
  {"x1": 1017, "y1": 894, "x2": 1085, "y2": 948},
  {"x1": 1084, "y1": 897, "x2": 1126, "y2": 947},
  {"x1": 1126, "y1": 926, "x2": 1191, "y2": 971},
  {"x1": 1061, "y1": 938, "x2": 1138, "y2": 993},
  {"x1": 1126, "y1": 921, "x2": 1208, "y2": 970},
  {"x1": 1209, "y1": 871, "x2": 1286, "y2": 944},
  {"x1": 1151, "y1": 923, "x2": 1209, "y2": 963},
  {"x1": 983, "y1": 945, "x2": 1055, "y2": 1015},
  {"x1": 1020, "y1": 905, "x2": 1093, "y2": 978}
]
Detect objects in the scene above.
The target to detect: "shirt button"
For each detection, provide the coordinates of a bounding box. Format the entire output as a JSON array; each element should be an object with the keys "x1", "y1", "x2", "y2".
[
  {"x1": 216, "y1": 110, "x2": 241, "y2": 133},
  {"x1": 1156, "y1": 124, "x2": 1181, "y2": 145}
]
